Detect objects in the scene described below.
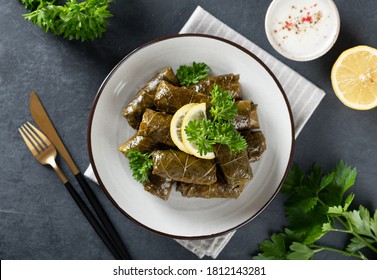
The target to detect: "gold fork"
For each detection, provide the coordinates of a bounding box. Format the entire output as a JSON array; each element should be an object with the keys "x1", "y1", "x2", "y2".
[
  {"x1": 19, "y1": 122, "x2": 68, "y2": 184},
  {"x1": 18, "y1": 122, "x2": 124, "y2": 259}
]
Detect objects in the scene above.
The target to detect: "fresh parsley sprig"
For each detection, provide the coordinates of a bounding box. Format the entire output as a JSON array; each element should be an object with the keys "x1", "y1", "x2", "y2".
[
  {"x1": 126, "y1": 150, "x2": 153, "y2": 184},
  {"x1": 185, "y1": 84, "x2": 247, "y2": 156},
  {"x1": 20, "y1": 0, "x2": 113, "y2": 41},
  {"x1": 176, "y1": 62, "x2": 210, "y2": 86},
  {"x1": 20, "y1": 0, "x2": 40, "y2": 11},
  {"x1": 253, "y1": 161, "x2": 377, "y2": 260}
]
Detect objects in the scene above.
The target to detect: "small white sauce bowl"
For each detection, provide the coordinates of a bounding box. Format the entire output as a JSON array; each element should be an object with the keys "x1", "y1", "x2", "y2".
[{"x1": 265, "y1": 0, "x2": 340, "y2": 61}]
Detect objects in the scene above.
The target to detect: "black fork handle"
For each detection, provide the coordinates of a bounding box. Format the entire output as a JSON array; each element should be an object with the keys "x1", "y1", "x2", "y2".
[
  {"x1": 64, "y1": 181, "x2": 123, "y2": 260},
  {"x1": 75, "y1": 173, "x2": 131, "y2": 260}
]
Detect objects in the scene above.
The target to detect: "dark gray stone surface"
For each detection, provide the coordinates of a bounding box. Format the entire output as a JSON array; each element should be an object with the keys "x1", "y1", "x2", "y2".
[{"x1": 1, "y1": 0, "x2": 376, "y2": 260}]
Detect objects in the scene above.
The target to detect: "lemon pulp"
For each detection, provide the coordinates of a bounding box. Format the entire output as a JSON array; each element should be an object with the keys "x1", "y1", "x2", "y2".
[
  {"x1": 331, "y1": 45, "x2": 377, "y2": 110},
  {"x1": 181, "y1": 103, "x2": 215, "y2": 160},
  {"x1": 170, "y1": 103, "x2": 196, "y2": 154}
]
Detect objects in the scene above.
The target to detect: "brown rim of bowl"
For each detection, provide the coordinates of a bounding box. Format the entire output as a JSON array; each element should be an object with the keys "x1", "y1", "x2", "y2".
[{"x1": 87, "y1": 33, "x2": 295, "y2": 240}]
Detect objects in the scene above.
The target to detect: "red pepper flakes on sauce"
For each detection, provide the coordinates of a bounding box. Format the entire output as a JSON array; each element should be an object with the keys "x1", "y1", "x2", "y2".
[{"x1": 276, "y1": 3, "x2": 323, "y2": 37}]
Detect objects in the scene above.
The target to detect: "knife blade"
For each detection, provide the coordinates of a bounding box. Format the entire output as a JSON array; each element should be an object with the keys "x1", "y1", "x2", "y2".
[
  {"x1": 29, "y1": 91, "x2": 80, "y2": 175},
  {"x1": 29, "y1": 90, "x2": 131, "y2": 260}
]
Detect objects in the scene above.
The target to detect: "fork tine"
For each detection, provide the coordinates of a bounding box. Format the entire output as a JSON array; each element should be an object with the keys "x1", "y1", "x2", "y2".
[
  {"x1": 25, "y1": 122, "x2": 48, "y2": 149},
  {"x1": 20, "y1": 125, "x2": 43, "y2": 152},
  {"x1": 27, "y1": 122, "x2": 52, "y2": 146},
  {"x1": 19, "y1": 127, "x2": 39, "y2": 157}
]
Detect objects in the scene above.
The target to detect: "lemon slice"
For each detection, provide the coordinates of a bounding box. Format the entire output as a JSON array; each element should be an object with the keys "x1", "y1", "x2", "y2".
[
  {"x1": 331, "y1": 45, "x2": 377, "y2": 110},
  {"x1": 170, "y1": 103, "x2": 196, "y2": 153},
  {"x1": 181, "y1": 103, "x2": 215, "y2": 159}
]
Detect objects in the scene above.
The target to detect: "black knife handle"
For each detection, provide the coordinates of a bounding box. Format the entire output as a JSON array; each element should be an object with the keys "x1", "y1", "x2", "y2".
[
  {"x1": 64, "y1": 181, "x2": 123, "y2": 260},
  {"x1": 75, "y1": 172, "x2": 131, "y2": 260}
]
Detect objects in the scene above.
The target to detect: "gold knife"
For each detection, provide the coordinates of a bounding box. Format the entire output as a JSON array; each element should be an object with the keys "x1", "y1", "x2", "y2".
[
  {"x1": 29, "y1": 91, "x2": 131, "y2": 259},
  {"x1": 29, "y1": 91, "x2": 80, "y2": 174}
]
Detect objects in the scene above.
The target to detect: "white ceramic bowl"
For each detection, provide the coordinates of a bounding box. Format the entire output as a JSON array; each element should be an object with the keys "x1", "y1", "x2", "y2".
[
  {"x1": 265, "y1": 0, "x2": 340, "y2": 61},
  {"x1": 88, "y1": 34, "x2": 294, "y2": 239}
]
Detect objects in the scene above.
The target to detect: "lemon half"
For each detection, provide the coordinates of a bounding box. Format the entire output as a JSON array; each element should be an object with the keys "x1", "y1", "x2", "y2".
[
  {"x1": 170, "y1": 103, "x2": 196, "y2": 154},
  {"x1": 331, "y1": 45, "x2": 377, "y2": 110}
]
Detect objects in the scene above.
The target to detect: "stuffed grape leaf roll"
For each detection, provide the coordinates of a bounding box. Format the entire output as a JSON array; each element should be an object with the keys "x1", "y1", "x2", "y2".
[
  {"x1": 234, "y1": 100, "x2": 260, "y2": 131},
  {"x1": 118, "y1": 133, "x2": 174, "y2": 200},
  {"x1": 214, "y1": 144, "x2": 253, "y2": 187},
  {"x1": 190, "y1": 74, "x2": 242, "y2": 100},
  {"x1": 154, "y1": 81, "x2": 212, "y2": 114},
  {"x1": 143, "y1": 174, "x2": 174, "y2": 200},
  {"x1": 241, "y1": 130, "x2": 267, "y2": 162},
  {"x1": 176, "y1": 170, "x2": 244, "y2": 199},
  {"x1": 118, "y1": 133, "x2": 159, "y2": 156},
  {"x1": 138, "y1": 109, "x2": 176, "y2": 147},
  {"x1": 152, "y1": 150, "x2": 217, "y2": 185},
  {"x1": 122, "y1": 67, "x2": 179, "y2": 129}
]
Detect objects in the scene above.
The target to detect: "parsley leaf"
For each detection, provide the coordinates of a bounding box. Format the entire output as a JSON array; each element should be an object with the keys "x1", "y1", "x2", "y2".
[
  {"x1": 343, "y1": 206, "x2": 377, "y2": 242},
  {"x1": 288, "y1": 242, "x2": 316, "y2": 260},
  {"x1": 126, "y1": 150, "x2": 153, "y2": 184},
  {"x1": 20, "y1": 0, "x2": 41, "y2": 11},
  {"x1": 253, "y1": 161, "x2": 377, "y2": 260},
  {"x1": 184, "y1": 84, "x2": 247, "y2": 156},
  {"x1": 254, "y1": 229, "x2": 305, "y2": 260},
  {"x1": 281, "y1": 164, "x2": 305, "y2": 195},
  {"x1": 346, "y1": 236, "x2": 371, "y2": 253},
  {"x1": 184, "y1": 119, "x2": 215, "y2": 156},
  {"x1": 253, "y1": 233, "x2": 288, "y2": 260},
  {"x1": 320, "y1": 161, "x2": 357, "y2": 207},
  {"x1": 209, "y1": 83, "x2": 239, "y2": 122},
  {"x1": 21, "y1": 0, "x2": 113, "y2": 41},
  {"x1": 176, "y1": 62, "x2": 210, "y2": 86}
]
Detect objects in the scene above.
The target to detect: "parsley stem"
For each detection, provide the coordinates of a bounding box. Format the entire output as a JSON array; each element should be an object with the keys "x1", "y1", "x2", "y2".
[
  {"x1": 326, "y1": 224, "x2": 377, "y2": 254},
  {"x1": 335, "y1": 216, "x2": 377, "y2": 254},
  {"x1": 317, "y1": 198, "x2": 377, "y2": 254},
  {"x1": 311, "y1": 245, "x2": 364, "y2": 259}
]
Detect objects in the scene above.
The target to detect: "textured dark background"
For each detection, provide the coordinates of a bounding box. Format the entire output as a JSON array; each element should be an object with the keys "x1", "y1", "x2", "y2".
[{"x1": 1, "y1": 0, "x2": 376, "y2": 260}]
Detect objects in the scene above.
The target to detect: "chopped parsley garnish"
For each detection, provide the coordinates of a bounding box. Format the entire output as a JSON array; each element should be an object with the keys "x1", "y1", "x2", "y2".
[
  {"x1": 184, "y1": 84, "x2": 247, "y2": 156},
  {"x1": 176, "y1": 62, "x2": 210, "y2": 86},
  {"x1": 126, "y1": 150, "x2": 153, "y2": 184}
]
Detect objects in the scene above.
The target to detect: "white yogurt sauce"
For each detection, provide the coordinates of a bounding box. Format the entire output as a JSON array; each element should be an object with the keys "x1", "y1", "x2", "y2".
[{"x1": 265, "y1": 0, "x2": 340, "y2": 61}]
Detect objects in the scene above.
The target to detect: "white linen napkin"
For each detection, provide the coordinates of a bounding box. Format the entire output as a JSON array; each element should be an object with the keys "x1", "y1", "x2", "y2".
[{"x1": 85, "y1": 6, "x2": 325, "y2": 259}]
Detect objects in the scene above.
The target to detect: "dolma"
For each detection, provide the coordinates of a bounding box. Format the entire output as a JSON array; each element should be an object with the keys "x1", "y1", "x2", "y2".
[
  {"x1": 241, "y1": 130, "x2": 267, "y2": 162},
  {"x1": 190, "y1": 74, "x2": 242, "y2": 100},
  {"x1": 118, "y1": 133, "x2": 158, "y2": 156},
  {"x1": 176, "y1": 170, "x2": 244, "y2": 199},
  {"x1": 234, "y1": 100, "x2": 260, "y2": 131},
  {"x1": 122, "y1": 67, "x2": 179, "y2": 129},
  {"x1": 152, "y1": 150, "x2": 217, "y2": 185},
  {"x1": 154, "y1": 81, "x2": 212, "y2": 114},
  {"x1": 214, "y1": 144, "x2": 253, "y2": 187},
  {"x1": 138, "y1": 109, "x2": 176, "y2": 147},
  {"x1": 143, "y1": 174, "x2": 174, "y2": 200}
]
